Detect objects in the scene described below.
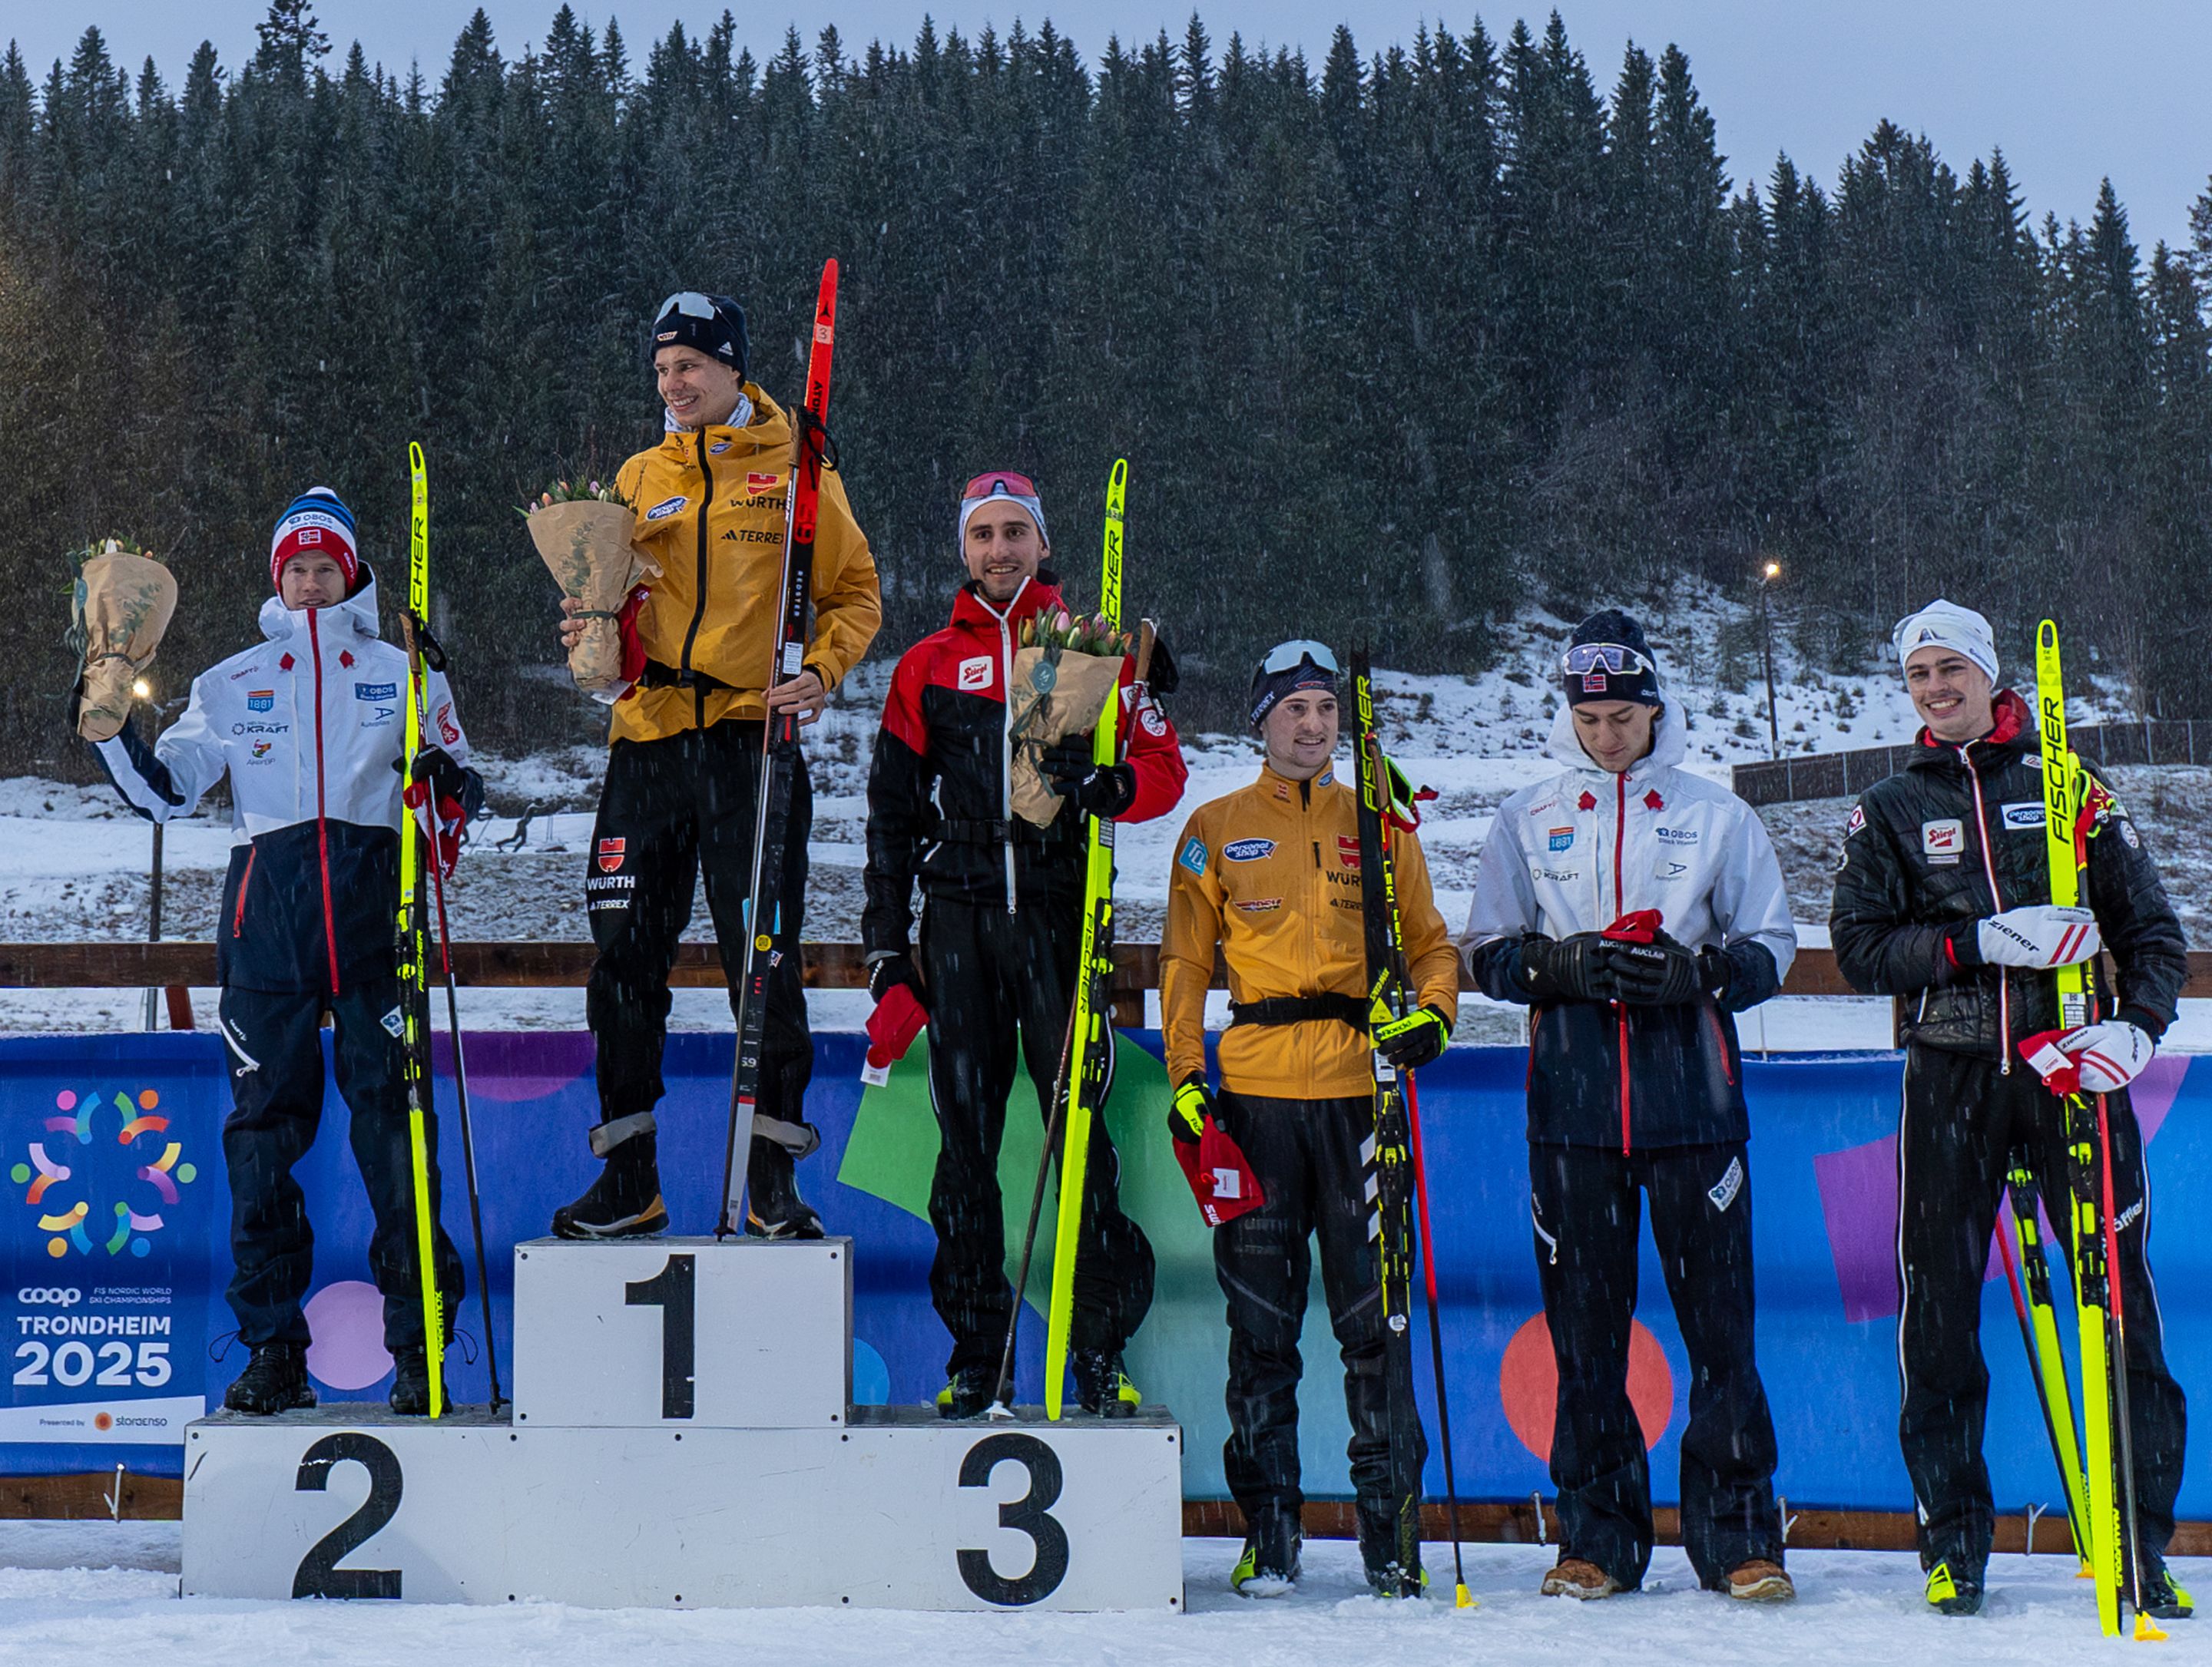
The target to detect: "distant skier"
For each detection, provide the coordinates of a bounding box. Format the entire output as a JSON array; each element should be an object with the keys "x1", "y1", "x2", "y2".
[
  {"x1": 551, "y1": 290, "x2": 882, "y2": 1241},
  {"x1": 862, "y1": 470, "x2": 1181, "y2": 1418},
  {"x1": 1160, "y1": 641, "x2": 1459, "y2": 1599},
  {"x1": 1462, "y1": 609, "x2": 1796, "y2": 1605},
  {"x1": 1830, "y1": 598, "x2": 2189, "y2": 1619},
  {"x1": 89, "y1": 488, "x2": 477, "y2": 1416}
]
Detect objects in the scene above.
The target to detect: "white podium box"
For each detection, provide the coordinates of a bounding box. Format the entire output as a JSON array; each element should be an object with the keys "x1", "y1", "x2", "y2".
[
  {"x1": 510, "y1": 1235, "x2": 851, "y2": 1429},
  {"x1": 180, "y1": 1403, "x2": 1186, "y2": 1612}
]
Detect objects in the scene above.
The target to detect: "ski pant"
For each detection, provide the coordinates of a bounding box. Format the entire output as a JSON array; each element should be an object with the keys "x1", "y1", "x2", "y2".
[
  {"x1": 1897, "y1": 1044, "x2": 2186, "y2": 1568},
  {"x1": 1214, "y1": 1090, "x2": 1426, "y2": 1541},
  {"x1": 919, "y1": 891, "x2": 1154, "y2": 1377},
  {"x1": 217, "y1": 977, "x2": 464, "y2": 1352},
  {"x1": 1531, "y1": 1140, "x2": 1780, "y2": 1589},
  {"x1": 585, "y1": 721, "x2": 814, "y2": 1168}
]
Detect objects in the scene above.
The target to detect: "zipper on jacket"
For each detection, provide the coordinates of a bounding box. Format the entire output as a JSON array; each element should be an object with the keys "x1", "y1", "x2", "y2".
[
  {"x1": 306, "y1": 610, "x2": 341, "y2": 995},
  {"x1": 1960, "y1": 744, "x2": 2011, "y2": 1073},
  {"x1": 677, "y1": 431, "x2": 716, "y2": 732},
  {"x1": 1615, "y1": 769, "x2": 1632, "y2": 1154},
  {"x1": 232, "y1": 848, "x2": 256, "y2": 938},
  {"x1": 995, "y1": 591, "x2": 1020, "y2": 914},
  {"x1": 1706, "y1": 1005, "x2": 1737, "y2": 1087}
]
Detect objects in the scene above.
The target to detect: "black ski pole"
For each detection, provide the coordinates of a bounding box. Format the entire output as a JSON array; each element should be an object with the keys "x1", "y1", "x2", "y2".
[
  {"x1": 986, "y1": 1010, "x2": 1081, "y2": 1420},
  {"x1": 1406, "y1": 1073, "x2": 1472, "y2": 1607}
]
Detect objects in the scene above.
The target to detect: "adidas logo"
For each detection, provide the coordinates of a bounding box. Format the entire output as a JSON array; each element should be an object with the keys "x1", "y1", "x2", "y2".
[{"x1": 720, "y1": 528, "x2": 739, "y2": 541}]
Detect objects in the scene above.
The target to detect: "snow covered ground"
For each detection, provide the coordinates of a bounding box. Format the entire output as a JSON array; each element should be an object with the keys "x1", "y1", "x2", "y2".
[
  {"x1": 5, "y1": 587, "x2": 2200, "y2": 1047},
  {"x1": 1, "y1": 1520, "x2": 2203, "y2": 1665}
]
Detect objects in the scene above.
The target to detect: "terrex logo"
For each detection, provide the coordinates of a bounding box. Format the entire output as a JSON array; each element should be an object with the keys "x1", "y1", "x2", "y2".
[{"x1": 13, "y1": 1087, "x2": 197, "y2": 1258}]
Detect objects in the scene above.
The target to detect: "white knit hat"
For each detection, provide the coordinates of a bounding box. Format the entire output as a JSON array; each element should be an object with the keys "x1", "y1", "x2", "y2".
[{"x1": 1892, "y1": 598, "x2": 1998, "y2": 685}]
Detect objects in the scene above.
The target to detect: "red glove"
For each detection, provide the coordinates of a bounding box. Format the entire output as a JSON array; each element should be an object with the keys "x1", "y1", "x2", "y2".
[
  {"x1": 1172, "y1": 1115, "x2": 1267, "y2": 1228},
  {"x1": 400, "y1": 776, "x2": 466, "y2": 881},
  {"x1": 861, "y1": 983, "x2": 928, "y2": 1087}
]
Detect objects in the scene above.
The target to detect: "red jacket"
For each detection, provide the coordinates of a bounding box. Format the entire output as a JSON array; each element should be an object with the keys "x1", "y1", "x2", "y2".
[{"x1": 863, "y1": 577, "x2": 1185, "y2": 949}]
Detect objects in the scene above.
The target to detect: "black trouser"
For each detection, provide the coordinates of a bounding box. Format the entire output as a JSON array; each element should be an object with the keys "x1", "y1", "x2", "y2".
[
  {"x1": 1214, "y1": 1090, "x2": 1426, "y2": 1540},
  {"x1": 1898, "y1": 1044, "x2": 2185, "y2": 1568},
  {"x1": 217, "y1": 976, "x2": 463, "y2": 1351},
  {"x1": 585, "y1": 722, "x2": 814, "y2": 1162},
  {"x1": 919, "y1": 891, "x2": 1154, "y2": 1376},
  {"x1": 1530, "y1": 1140, "x2": 1780, "y2": 1589}
]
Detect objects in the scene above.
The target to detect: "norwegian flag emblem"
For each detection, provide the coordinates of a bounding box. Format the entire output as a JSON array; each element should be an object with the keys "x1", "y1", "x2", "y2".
[
  {"x1": 297, "y1": 528, "x2": 322, "y2": 544},
  {"x1": 1581, "y1": 671, "x2": 1608, "y2": 693},
  {"x1": 597, "y1": 838, "x2": 626, "y2": 873},
  {"x1": 747, "y1": 471, "x2": 779, "y2": 493}
]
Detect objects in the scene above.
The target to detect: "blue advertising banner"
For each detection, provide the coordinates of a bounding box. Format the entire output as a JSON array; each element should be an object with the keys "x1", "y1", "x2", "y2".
[{"x1": 1, "y1": 1030, "x2": 2204, "y2": 1520}]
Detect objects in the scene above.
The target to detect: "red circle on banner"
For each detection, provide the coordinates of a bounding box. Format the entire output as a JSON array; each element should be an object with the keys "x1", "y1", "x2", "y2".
[{"x1": 1498, "y1": 1311, "x2": 1674, "y2": 1462}]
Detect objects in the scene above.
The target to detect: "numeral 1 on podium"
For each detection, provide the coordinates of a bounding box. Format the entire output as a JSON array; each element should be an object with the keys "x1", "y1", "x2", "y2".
[{"x1": 625, "y1": 1252, "x2": 697, "y2": 1420}]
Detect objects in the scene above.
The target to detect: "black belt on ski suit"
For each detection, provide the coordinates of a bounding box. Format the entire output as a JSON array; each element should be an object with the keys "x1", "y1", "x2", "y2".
[
  {"x1": 935, "y1": 815, "x2": 1080, "y2": 848},
  {"x1": 637, "y1": 658, "x2": 736, "y2": 693},
  {"x1": 1229, "y1": 994, "x2": 1371, "y2": 1032}
]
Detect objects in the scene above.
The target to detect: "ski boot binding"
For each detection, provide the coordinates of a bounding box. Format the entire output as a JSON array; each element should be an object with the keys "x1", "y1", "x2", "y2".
[{"x1": 1071, "y1": 1348, "x2": 1141, "y2": 1417}]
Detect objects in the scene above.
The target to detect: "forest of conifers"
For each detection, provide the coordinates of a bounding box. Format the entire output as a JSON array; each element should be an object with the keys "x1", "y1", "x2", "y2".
[{"x1": 3, "y1": 1, "x2": 2210, "y2": 759}]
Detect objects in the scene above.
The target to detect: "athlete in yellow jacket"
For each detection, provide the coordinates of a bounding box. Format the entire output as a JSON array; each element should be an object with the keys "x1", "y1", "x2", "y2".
[
  {"x1": 553, "y1": 289, "x2": 882, "y2": 1242},
  {"x1": 1159, "y1": 641, "x2": 1457, "y2": 1599}
]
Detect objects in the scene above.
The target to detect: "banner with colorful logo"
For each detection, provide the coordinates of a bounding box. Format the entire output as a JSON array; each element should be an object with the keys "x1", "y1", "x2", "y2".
[{"x1": 1, "y1": 1030, "x2": 2207, "y2": 1522}]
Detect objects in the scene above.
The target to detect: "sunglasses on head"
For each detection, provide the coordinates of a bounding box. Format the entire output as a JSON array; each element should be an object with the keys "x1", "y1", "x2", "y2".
[
  {"x1": 962, "y1": 471, "x2": 1039, "y2": 501},
  {"x1": 1561, "y1": 642, "x2": 1655, "y2": 679},
  {"x1": 655, "y1": 291, "x2": 720, "y2": 324},
  {"x1": 1260, "y1": 640, "x2": 1339, "y2": 676}
]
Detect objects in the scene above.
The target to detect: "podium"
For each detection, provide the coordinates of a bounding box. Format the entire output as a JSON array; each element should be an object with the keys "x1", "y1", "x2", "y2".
[{"x1": 180, "y1": 1238, "x2": 1185, "y2": 1611}]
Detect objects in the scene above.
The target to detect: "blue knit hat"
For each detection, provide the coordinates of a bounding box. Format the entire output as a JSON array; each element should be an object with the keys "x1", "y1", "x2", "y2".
[{"x1": 1561, "y1": 609, "x2": 1662, "y2": 706}]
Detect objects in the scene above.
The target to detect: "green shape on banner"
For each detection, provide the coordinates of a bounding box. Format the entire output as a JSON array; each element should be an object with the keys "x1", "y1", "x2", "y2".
[{"x1": 837, "y1": 1031, "x2": 1353, "y2": 1497}]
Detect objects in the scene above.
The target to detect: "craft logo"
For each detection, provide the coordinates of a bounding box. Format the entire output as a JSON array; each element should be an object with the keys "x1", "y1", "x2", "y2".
[
  {"x1": 1548, "y1": 827, "x2": 1575, "y2": 852},
  {"x1": 598, "y1": 837, "x2": 626, "y2": 874},
  {"x1": 1223, "y1": 838, "x2": 1276, "y2": 863},
  {"x1": 1337, "y1": 835, "x2": 1363, "y2": 870},
  {"x1": 12, "y1": 1088, "x2": 197, "y2": 1259},
  {"x1": 246, "y1": 690, "x2": 274, "y2": 713},
  {"x1": 355, "y1": 682, "x2": 396, "y2": 702}
]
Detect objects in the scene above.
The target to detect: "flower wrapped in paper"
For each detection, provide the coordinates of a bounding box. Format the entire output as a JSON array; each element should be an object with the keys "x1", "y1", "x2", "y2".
[
  {"x1": 70, "y1": 539, "x2": 177, "y2": 743},
  {"x1": 1005, "y1": 609, "x2": 1132, "y2": 827},
  {"x1": 521, "y1": 480, "x2": 660, "y2": 692}
]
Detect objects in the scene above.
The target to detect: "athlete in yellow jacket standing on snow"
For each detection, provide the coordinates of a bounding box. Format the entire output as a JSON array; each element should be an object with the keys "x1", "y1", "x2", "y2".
[
  {"x1": 552, "y1": 289, "x2": 881, "y2": 1241},
  {"x1": 1160, "y1": 641, "x2": 1458, "y2": 1599}
]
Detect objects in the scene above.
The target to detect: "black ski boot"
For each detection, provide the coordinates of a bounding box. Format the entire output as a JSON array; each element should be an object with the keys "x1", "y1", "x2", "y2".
[
  {"x1": 389, "y1": 1347, "x2": 452, "y2": 1417},
  {"x1": 1230, "y1": 1510, "x2": 1303, "y2": 1598},
  {"x1": 1356, "y1": 1494, "x2": 1426, "y2": 1599},
  {"x1": 1924, "y1": 1558, "x2": 1984, "y2": 1616},
  {"x1": 551, "y1": 1113, "x2": 668, "y2": 1239},
  {"x1": 1071, "y1": 1348, "x2": 1141, "y2": 1417},
  {"x1": 745, "y1": 1128, "x2": 825, "y2": 1240},
  {"x1": 935, "y1": 1364, "x2": 998, "y2": 1420},
  {"x1": 224, "y1": 1341, "x2": 315, "y2": 1415},
  {"x1": 2136, "y1": 1553, "x2": 2195, "y2": 1621}
]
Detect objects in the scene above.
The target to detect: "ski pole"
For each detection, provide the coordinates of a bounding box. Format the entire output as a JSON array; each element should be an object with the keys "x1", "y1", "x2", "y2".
[
  {"x1": 1994, "y1": 1167, "x2": 2091, "y2": 1569},
  {"x1": 988, "y1": 1010, "x2": 1081, "y2": 1420},
  {"x1": 2094, "y1": 1090, "x2": 2162, "y2": 1641},
  {"x1": 425, "y1": 838, "x2": 503, "y2": 1412},
  {"x1": 1403, "y1": 1073, "x2": 1473, "y2": 1609}
]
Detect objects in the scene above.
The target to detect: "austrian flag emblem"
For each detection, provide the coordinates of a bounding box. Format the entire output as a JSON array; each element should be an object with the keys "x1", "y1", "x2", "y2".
[{"x1": 597, "y1": 838, "x2": 626, "y2": 874}]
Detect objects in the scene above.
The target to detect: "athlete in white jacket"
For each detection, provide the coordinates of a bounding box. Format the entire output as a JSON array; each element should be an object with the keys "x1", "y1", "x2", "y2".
[
  {"x1": 1461, "y1": 608, "x2": 1796, "y2": 1606},
  {"x1": 94, "y1": 488, "x2": 478, "y2": 1418}
]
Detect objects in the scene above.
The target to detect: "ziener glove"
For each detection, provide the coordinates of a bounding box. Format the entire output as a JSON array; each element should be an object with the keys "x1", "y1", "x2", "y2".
[
  {"x1": 1605, "y1": 931, "x2": 1708, "y2": 1006},
  {"x1": 2022, "y1": 1020, "x2": 2153, "y2": 1096},
  {"x1": 1048, "y1": 756, "x2": 1139, "y2": 819},
  {"x1": 1375, "y1": 1004, "x2": 1450, "y2": 1070},
  {"x1": 867, "y1": 951, "x2": 923, "y2": 1004},
  {"x1": 1170, "y1": 1076, "x2": 1214, "y2": 1145},
  {"x1": 1518, "y1": 932, "x2": 1618, "y2": 1004},
  {"x1": 1972, "y1": 905, "x2": 2101, "y2": 970}
]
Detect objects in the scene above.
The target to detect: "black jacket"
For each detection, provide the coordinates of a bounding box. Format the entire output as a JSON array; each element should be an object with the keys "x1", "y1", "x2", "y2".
[{"x1": 1829, "y1": 690, "x2": 2187, "y2": 1056}]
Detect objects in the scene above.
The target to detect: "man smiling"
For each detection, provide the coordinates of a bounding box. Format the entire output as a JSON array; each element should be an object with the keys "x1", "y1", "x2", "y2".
[{"x1": 1830, "y1": 597, "x2": 2190, "y2": 1619}]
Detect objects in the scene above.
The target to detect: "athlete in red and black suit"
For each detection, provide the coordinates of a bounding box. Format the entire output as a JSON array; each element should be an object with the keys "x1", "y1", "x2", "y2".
[{"x1": 863, "y1": 471, "x2": 1186, "y2": 1417}]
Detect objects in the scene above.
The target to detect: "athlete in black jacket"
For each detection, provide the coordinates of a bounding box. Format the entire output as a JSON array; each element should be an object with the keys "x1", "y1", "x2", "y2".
[{"x1": 1830, "y1": 599, "x2": 2188, "y2": 1619}]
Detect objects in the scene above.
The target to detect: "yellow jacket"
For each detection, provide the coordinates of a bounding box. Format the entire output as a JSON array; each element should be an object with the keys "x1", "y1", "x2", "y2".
[
  {"x1": 1161, "y1": 760, "x2": 1459, "y2": 1100},
  {"x1": 610, "y1": 386, "x2": 882, "y2": 744}
]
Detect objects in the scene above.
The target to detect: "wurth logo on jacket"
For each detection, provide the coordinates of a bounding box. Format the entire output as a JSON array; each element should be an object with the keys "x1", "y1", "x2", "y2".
[
  {"x1": 94, "y1": 571, "x2": 473, "y2": 996},
  {"x1": 862, "y1": 577, "x2": 1185, "y2": 948}
]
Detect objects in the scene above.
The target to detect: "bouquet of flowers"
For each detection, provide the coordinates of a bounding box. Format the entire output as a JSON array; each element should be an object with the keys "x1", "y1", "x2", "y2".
[
  {"x1": 519, "y1": 478, "x2": 660, "y2": 693},
  {"x1": 1006, "y1": 608, "x2": 1134, "y2": 826},
  {"x1": 68, "y1": 538, "x2": 177, "y2": 743}
]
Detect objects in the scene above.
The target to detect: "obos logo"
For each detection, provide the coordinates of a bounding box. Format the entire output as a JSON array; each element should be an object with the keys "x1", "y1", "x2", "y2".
[{"x1": 12, "y1": 1088, "x2": 198, "y2": 1260}]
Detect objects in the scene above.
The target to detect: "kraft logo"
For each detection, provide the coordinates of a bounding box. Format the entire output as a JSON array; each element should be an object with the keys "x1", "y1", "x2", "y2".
[
  {"x1": 16, "y1": 1288, "x2": 81, "y2": 1307},
  {"x1": 957, "y1": 656, "x2": 992, "y2": 692},
  {"x1": 2002, "y1": 802, "x2": 2047, "y2": 830},
  {"x1": 1223, "y1": 838, "x2": 1276, "y2": 862},
  {"x1": 246, "y1": 690, "x2": 274, "y2": 713},
  {"x1": 1547, "y1": 827, "x2": 1575, "y2": 852},
  {"x1": 355, "y1": 682, "x2": 396, "y2": 702},
  {"x1": 645, "y1": 494, "x2": 687, "y2": 521}
]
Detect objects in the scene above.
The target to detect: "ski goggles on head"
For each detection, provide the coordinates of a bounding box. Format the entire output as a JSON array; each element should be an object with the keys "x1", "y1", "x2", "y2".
[
  {"x1": 956, "y1": 471, "x2": 1048, "y2": 551},
  {"x1": 1259, "y1": 640, "x2": 1340, "y2": 677},
  {"x1": 655, "y1": 291, "x2": 720, "y2": 326},
  {"x1": 1250, "y1": 640, "x2": 1342, "y2": 726},
  {"x1": 1561, "y1": 642, "x2": 1656, "y2": 679},
  {"x1": 650, "y1": 291, "x2": 744, "y2": 368}
]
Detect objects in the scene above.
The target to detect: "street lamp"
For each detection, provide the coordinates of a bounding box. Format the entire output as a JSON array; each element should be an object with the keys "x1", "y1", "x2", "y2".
[{"x1": 1757, "y1": 561, "x2": 1783, "y2": 760}]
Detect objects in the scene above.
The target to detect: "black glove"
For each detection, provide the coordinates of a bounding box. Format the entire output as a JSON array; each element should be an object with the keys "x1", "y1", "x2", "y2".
[
  {"x1": 1604, "y1": 931, "x2": 1708, "y2": 1006},
  {"x1": 1169, "y1": 1076, "x2": 1213, "y2": 1145},
  {"x1": 1518, "y1": 932, "x2": 1618, "y2": 1004},
  {"x1": 1143, "y1": 632, "x2": 1179, "y2": 697},
  {"x1": 403, "y1": 744, "x2": 468, "y2": 804},
  {"x1": 868, "y1": 951, "x2": 922, "y2": 1004},
  {"x1": 1048, "y1": 756, "x2": 1139, "y2": 819},
  {"x1": 1376, "y1": 1004, "x2": 1450, "y2": 1070}
]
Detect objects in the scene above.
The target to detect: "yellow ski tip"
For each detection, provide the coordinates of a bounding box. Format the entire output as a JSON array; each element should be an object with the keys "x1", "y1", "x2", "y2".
[
  {"x1": 2134, "y1": 1613, "x2": 2170, "y2": 1642},
  {"x1": 1454, "y1": 1583, "x2": 1477, "y2": 1609}
]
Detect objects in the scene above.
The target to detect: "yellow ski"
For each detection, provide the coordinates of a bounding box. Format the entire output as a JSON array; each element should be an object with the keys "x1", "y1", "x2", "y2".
[{"x1": 401, "y1": 442, "x2": 445, "y2": 1418}]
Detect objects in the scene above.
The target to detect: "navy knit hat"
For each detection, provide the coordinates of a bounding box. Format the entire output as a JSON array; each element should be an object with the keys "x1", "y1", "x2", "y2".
[
  {"x1": 650, "y1": 291, "x2": 748, "y2": 379},
  {"x1": 1561, "y1": 609, "x2": 1662, "y2": 707},
  {"x1": 1250, "y1": 640, "x2": 1340, "y2": 726}
]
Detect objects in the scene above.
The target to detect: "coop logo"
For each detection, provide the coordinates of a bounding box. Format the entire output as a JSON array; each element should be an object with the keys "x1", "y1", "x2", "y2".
[
  {"x1": 246, "y1": 690, "x2": 274, "y2": 713},
  {"x1": 16, "y1": 1288, "x2": 81, "y2": 1308},
  {"x1": 11, "y1": 1087, "x2": 197, "y2": 1260}
]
